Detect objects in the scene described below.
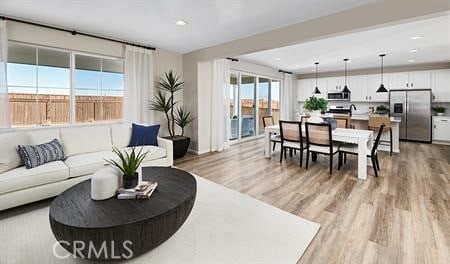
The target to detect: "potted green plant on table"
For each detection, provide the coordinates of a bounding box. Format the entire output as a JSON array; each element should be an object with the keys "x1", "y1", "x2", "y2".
[
  {"x1": 432, "y1": 106, "x2": 447, "y2": 116},
  {"x1": 105, "y1": 147, "x2": 148, "y2": 189},
  {"x1": 303, "y1": 96, "x2": 328, "y2": 116},
  {"x1": 150, "y1": 71, "x2": 195, "y2": 159}
]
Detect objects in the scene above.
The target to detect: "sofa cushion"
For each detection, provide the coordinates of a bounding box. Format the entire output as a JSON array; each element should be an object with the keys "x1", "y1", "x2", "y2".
[
  {"x1": 0, "y1": 161, "x2": 69, "y2": 194},
  {"x1": 128, "y1": 123, "x2": 160, "y2": 147},
  {"x1": 18, "y1": 139, "x2": 65, "y2": 169},
  {"x1": 122, "y1": 145, "x2": 166, "y2": 162},
  {"x1": 27, "y1": 128, "x2": 61, "y2": 145},
  {"x1": 60, "y1": 125, "x2": 112, "y2": 157},
  {"x1": 0, "y1": 132, "x2": 29, "y2": 174},
  {"x1": 64, "y1": 151, "x2": 116, "y2": 178},
  {"x1": 111, "y1": 124, "x2": 132, "y2": 148}
]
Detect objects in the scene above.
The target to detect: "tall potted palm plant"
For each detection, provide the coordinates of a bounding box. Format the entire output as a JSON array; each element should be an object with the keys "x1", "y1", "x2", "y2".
[{"x1": 150, "y1": 71, "x2": 194, "y2": 159}]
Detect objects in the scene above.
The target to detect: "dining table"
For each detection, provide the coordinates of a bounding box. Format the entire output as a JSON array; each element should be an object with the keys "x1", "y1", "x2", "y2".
[{"x1": 264, "y1": 125, "x2": 373, "y2": 180}]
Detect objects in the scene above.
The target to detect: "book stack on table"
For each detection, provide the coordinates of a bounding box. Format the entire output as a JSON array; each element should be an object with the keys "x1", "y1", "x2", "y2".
[{"x1": 117, "y1": 181, "x2": 158, "y2": 200}]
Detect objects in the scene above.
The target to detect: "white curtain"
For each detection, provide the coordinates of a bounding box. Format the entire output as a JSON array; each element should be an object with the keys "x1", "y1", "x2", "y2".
[
  {"x1": 124, "y1": 45, "x2": 154, "y2": 124},
  {"x1": 281, "y1": 73, "x2": 292, "y2": 120},
  {"x1": 210, "y1": 59, "x2": 230, "y2": 152},
  {"x1": 0, "y1": 20, "x2": 10, "y2": 128}
]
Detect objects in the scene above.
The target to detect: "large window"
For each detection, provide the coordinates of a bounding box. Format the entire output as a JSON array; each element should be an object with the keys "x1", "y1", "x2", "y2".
[
  {"x1": 6, "y1": 42, "x2": 124, "y2": 127},
  {"x1": 75, "y1": 55, "x2": 124, "y2": 123}
]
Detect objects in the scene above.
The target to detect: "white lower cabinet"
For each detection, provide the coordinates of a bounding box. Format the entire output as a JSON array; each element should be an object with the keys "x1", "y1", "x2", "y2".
[{"x1": 433, "y1": 116, "x2": 450, "y2": 143}]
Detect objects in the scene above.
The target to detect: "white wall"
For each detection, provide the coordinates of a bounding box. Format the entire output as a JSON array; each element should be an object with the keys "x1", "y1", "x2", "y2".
[
  {"x1": 153, "y1": 48, "x2": 184, "y2": 136},
  {"x1": 6, "y1": 20, "x2": 184, "y2": 136},
  {"x1": 230, "y1": 60, "x2": 283, "y2": 80}
]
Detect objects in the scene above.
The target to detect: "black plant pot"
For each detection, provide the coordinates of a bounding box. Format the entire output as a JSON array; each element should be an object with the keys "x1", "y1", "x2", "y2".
[
  {"x1": 123, "y1": 172, "x2": 139, "y2": 189},
  {"x1": 164, "y1": 136, "x2": 191, "y2": 160}
]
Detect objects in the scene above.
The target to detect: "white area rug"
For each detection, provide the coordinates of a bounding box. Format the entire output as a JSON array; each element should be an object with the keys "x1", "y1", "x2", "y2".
[{"x1": 0, "y1": 175, "x2": 320, "y2": 263}]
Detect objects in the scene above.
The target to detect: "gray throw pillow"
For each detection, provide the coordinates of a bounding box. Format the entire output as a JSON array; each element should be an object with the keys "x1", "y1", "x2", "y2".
[{"x1": 18, "y1": 139, "x2": 65, "y2": 169}]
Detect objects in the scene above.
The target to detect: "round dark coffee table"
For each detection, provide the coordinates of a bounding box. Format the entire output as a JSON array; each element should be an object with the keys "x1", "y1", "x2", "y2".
[{"x1": 49, "y1": 167, "x2": 197, "y2": 260}]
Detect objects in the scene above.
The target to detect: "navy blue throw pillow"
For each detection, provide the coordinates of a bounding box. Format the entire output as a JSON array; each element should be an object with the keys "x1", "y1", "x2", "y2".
[
  {"x1": 18, "y1": 138, "x2": 65, "y2": 169},
  {"x1": 128, "y1": 123, "x2": 160, "y2": 147}
]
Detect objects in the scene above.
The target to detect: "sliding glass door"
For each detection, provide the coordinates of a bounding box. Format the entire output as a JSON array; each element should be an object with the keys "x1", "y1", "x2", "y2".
[
  {"x1": 229, "y1": 73, "x2": 239, "y2": 140},
  {"x1": 240, "y1": 75, "x2": 256, "y2": 138},
  {"x1": 228, "y1": 71, "x2": 281, "y2": 142}
]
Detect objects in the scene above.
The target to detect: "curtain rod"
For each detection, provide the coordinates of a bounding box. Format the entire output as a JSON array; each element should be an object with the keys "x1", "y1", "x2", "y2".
[
  {"x1": 0, "y1": 15, "x2": 156, "y2": 51},
  {"x1": 226, "y1": 57, "x2": 239, "y2": 62},
  {"x1": 278, "y1": 69, "x2": 292, "y2": 74}
]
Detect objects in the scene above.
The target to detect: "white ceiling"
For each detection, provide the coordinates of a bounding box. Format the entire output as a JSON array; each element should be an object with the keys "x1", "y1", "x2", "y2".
[
  {"x1": 0, "y1": 0, "x2": 372, "y2": 54},
  {"x1": 239, "y1": 14, "x2": 450, "y2": 74}
]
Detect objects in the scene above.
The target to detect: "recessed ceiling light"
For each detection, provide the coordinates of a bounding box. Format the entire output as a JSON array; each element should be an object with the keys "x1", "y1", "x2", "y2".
[
  {"x1": 295, "y1": 64, "x2": 300, "y2": 67},
  {"x1": 274, "y1": 58, "x2": 281, "y2": 61},
  {"x1": 410, "y1": 36, "x2": 423, "y2": 40},
  {"x1": 409, "y1": 49, "x2": 418, "y2": 53},
  {"x1": 312, "y1": 69, "x2": 316, "y2": 72},
  {"x1": 175, "y1": 20, "x2": 188, "y2": 26},
  {"x1": 408, "y1": 59, "x2": 415, "y2": 63}
]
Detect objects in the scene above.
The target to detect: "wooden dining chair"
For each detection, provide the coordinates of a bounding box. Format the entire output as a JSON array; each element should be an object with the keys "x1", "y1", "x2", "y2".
[
  {"x1": 368, "y1": 116, "x2": 392, "y2": 156},
  {"x1": 338, "y1": 125, "x2": 384, "y2": 177},
  {"x1": 262, "y1": 116, "x2": 281, "y2": 151},
  {"x1": 333, "y1": 115, "x2": 351, "y2": 128},
  {"x1": 279, "y1": 121, "x2": 306, "y2": 167},
  {"x1": 305, "y1": 122, "x2": 341, "y2": 175}
]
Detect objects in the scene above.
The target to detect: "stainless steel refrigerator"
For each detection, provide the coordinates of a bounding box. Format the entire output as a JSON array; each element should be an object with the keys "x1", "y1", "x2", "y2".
[{"x1": 389, "y1": 89, "x2": 432, "y2": 143}]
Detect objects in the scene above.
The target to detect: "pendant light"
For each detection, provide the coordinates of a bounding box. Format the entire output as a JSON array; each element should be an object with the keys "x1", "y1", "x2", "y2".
[
  {"x1": 313, "y1": 62, "x2": 321, "y2": 94},
  {"x1": 342, "y1": 58, "x2": 351, "y2": 93},
  {"x1": 376, "y1": 54, "x2": 388, "y2": 93}
]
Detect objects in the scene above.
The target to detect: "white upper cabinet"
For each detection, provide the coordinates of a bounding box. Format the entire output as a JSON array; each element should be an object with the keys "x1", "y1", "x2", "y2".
[
  {"x1": 409, "y1": 71, "x2": 432, "y2": 88},
  {"x1": 315, "y1": 78, "x2": 328, "y2": 99},
  {"x1": 297, "y1": 79, "x2": 313, "y2": 102},
  {"x1": 367, "y1": 73, "x2": 389, "y2": 102},
  {"x1": 389, "y1": 70, "x2": 431, "y2": 89},
  {"x1": 296, "y1": 69, "x2": 447, "y2": 102},
  {"x1": 349, "y1": 75, "x2": 367, "y2": 102},
  {"x1": 326, "y1": 76, "x2": 345, "y2": 90},
  {"x1": 389, "y1": 72, "x2": 410, "y2": 89},
  {"x1": 431, "y1": 69, "x2": 450, "y2": 102}
]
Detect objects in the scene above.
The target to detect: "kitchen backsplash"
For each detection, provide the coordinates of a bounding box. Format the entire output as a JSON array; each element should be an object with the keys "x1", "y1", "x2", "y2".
[{"x1": 295, "y1": 101, "x2": 389, "y2": 115}]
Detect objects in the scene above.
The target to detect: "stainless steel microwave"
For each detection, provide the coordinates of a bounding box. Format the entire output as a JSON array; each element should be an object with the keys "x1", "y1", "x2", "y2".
[{"x1": 327, "y1": 90, "x2": 350, "y2": 101}]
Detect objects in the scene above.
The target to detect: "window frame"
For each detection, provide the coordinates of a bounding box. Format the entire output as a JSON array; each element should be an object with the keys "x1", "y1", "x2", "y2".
[
  {"x1": 6, "y1": 41, "x2": 125, "y2": 128},
  {"x1": 228, "y1": 70, "x2": 282, "y2": 144}
]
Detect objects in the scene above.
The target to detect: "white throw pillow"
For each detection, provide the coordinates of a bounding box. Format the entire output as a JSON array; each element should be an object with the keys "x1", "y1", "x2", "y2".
[
  {"x1": 0, "y1": 132, "x2": 29, "y2": 174},
  {"x1": 27, "y1": 128, "x2": 61, "y2": 145},
  {"x1": 60, "y1": 125, "x2": 112, "y2": 157},
  {"x1": 110, "y1": 124, "x2": 132, "y2": 148}
]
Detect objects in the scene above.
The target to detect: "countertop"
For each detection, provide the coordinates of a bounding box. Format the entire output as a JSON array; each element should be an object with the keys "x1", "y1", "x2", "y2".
[{"x1": 299, "y1": 113, "x2": 401, "y2": 123}]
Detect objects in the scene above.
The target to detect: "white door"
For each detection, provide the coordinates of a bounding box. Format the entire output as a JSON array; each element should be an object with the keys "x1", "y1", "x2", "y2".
[
  {"x1": 431, "y1": 69, "x2": 450, "y2": 102},
  {"x1": 297, "y1": 79, "x2": 313, "y2": 102},
  {"x1": 409, "y1": 71, "x2": 431, "y2": 88},
  {"x1": 349, "y1": 75, "x2": 368, "y2": 102},
  {"x1": 367, "y1": 73, "x2": 389, "y2": 102},
  {"x1": 390, "y1": 72, "x2": 410, "y2": 89}
]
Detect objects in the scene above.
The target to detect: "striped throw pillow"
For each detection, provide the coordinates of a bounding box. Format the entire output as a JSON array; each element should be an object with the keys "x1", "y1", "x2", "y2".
[{"x1": 18, "y1": 139, "x2": 65, "y2": 169}]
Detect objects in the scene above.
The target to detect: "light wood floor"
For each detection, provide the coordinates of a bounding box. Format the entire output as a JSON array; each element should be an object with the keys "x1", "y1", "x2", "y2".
[{"x1": 176, "y1": 139, "x2": 450, "y2": 264}]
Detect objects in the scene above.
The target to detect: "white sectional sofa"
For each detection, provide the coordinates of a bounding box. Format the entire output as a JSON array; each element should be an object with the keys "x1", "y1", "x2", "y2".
[{"x1": 0, "y1": 124, "x2": 173, "y2": 211}]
